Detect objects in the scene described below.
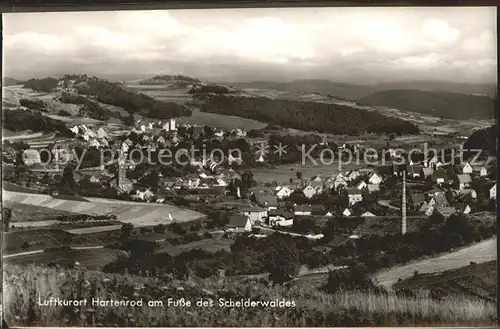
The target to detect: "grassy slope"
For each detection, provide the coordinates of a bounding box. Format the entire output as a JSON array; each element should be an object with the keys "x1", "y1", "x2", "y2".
[
  {"x1": 3, "y1": 264, "x2": 496, "y2": 327},
  {"x1": 359, "y1": 89, "x2": 496, "y2": 120},
  {"x1": 394, "y1": 260, "x2": 497, "y2": 302}
]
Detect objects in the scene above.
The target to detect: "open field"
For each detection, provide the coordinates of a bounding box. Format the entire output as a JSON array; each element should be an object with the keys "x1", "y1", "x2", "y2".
[
  {"x1": 3, "y1": 190, "x2": 205, "y2": 232},
  {"x1": 4, "y1": 248, "x2": 122, "y2": 270},
  {"x1": 3, "y1": 229, "x2": 105, "y2": 254},
  {"x1": 374, "y1": 236, "x2": 497, "y2": 288},
  {"x1": 177, "y1": 107, "x2": 267, "y2": 130},
  {"x1": 3, "y1": 264, "x2": 496, "y2": 326},
  {"x1": 5, "y1": 201, "x2": 76, "y2": 222},
  {"x1": 394, "y1": 260, "x2": 496, "y2": 302}
]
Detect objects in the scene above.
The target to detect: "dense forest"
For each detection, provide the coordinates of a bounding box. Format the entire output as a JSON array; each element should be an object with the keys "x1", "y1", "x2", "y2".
[
  {"x1": 201, "y1": 95, "x2": 419, "y2": 135},
  {"x1": 464, "y1": 124, "x2": 497, "y2": 155},
  {"x1": 24, "y1": 77, "x2": 59, "y2": 93},
  {"x1": 359, "y1": 89, "x2": 496, "y2": 120},
  {"x1": 77, "y1": 78, "x2": 192, "y2": 119},
  {"x1": 19, "y1": 99, "x2": 46, "y2": 111},
  {"x1": 3, "y1": 109, "x2": 73, "y2": 136}
]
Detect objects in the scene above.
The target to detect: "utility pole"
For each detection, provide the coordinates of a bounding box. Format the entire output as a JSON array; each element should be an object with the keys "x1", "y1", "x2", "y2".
[{"x1": 402, "y1": 169, "x2": 407, "y2": 235}]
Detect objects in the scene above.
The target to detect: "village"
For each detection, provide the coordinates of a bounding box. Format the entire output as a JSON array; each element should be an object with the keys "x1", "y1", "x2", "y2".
[{"x1": 2, "y1": 96, "x2": 497, "y2": 239}]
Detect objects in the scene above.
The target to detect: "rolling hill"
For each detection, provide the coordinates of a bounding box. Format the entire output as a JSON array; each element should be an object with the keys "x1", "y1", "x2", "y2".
[
  {"x1": 232, "y1": 79, "x2": 373, "y2": 101},
  {"x1": 464, "y1": 124, "x2": 497, "y2": 154},
  {"x1": 358, "y1": 89, "x2": 496, "y2": 120},
  {"x1": 232, "y1": 79, "x2": 497, "y2": 102},
  {"x1": 2, "y1": 77, "x2": 22, "y2": 86}
]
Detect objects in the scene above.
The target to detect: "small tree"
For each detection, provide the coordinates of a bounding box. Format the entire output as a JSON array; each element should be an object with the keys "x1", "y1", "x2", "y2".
[{"x1": 2, "y1": 208, "x2": 12, "y2": 232}]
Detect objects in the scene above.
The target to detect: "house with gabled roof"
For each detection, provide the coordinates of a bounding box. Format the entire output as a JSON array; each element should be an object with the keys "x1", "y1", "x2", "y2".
[
  {"x1": 410, "y1": 193, "x2": 426, "y2": 209},
  {"x1": 344, "y1": 188, "x2": 363, "y2": 206},
  {"x1": 490, "y1": 183, "x2": 497, "y2": 200},
  {"x1": 255, "y1": 195, "x2": 278, "y2": 211},
  {"x1": 368, "y1": 173, "x2": 382, "y2": 185},
  {"x1": 342, "y1": 208, "x2": 352, "y2": 217},
  {"x1": 456, "y1": 203, "x2": 472, "y2": 214},
  {"x1": 276, "y1": 186, "x2": 292, "y2": 199},
  {"x1": 435, "y1": 206, "x2": 457, "y2": 219},
  {"x1": 361, "y1": 211, "x2": 376, "y2": 217},
  {"x1": 421, "y1": 167, "x2": 434, "y2": 178},
  {"x1": 303, "y1": 185, "x2": 318, "y2": 198},
  {"x1": 432, "y1": 170, "x2": 449, "y2": 185},
  {"x1": 294, "y1": 204, "x2": 312, "y2": 216},
  {"x1": 472, "y1": 165, "x2": 488, "y2": 177},
  {"x1": 456, "y1": 174, "x2": 472, "y2": 190},
  {"x1": 226, "y1": 215, "x2": 252, "y2": 232},
  {"x1": 366, "y1": 184, "x2": 380, "y2": 193},
  {"x1": 429, "y1": 194, "x2": 449, "y2": 207},
  {"x1": 462, "y1": 162, "x2": 473, "y2": 174}
]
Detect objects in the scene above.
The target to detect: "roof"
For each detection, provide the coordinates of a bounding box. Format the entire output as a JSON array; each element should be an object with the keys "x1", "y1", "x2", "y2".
[
  {"x1": 433, "y1": 170, "x2": 449, "y2": 179},
  {"x1": 410, "y1": 193, "x2": 426, "y2": 204},
  {"x1": 436, "y1": 206, "x2": 456, "y2": 217},
  {"x1": 269, "y1": 209, "x2": 294, "y2": 219},
  {"x1": 456, "y1": 174, "x2": 472, "y2": 184},
  {"x1": 226, "y1": 215, "x2": 250, "y2": 228},
  {"x1": 256, "y1": 195, "x2": 278, "y2": 207},
  {"x1": 295, "y1": 204, "x2": 312, "y2": 212},
  {"x1": 433, "y1": 194, "x2": 449, "y2": 206},
  {"x1": 240, "y1": 206, "x2": 266, "y2": 213},
  {"x1": 421, "y1": 168, "x2": 434, "y2": 176},
  {"x1": 345, "y1": 188, "x2": 362, "y2": 195}
]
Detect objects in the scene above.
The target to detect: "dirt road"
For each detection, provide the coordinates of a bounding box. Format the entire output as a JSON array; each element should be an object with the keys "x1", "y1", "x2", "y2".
[{"x1": 374, "y1": 237, "x2": 497, "y2": 288}]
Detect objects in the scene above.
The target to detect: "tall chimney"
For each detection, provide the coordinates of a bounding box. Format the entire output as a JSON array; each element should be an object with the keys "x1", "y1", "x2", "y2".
[{"x1": 402, "y1": 170, "x2": 407, "y2": 235}]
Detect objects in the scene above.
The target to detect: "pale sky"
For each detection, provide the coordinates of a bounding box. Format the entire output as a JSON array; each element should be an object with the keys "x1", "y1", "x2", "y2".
[{"x1": 3, "y1": 7, "x2": 497, "y2": 84}]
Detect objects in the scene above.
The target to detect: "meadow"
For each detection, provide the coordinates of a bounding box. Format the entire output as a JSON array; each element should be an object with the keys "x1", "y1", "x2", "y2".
[{"x1": 3, "y1": 264, "x2": 496, "y2": 327}]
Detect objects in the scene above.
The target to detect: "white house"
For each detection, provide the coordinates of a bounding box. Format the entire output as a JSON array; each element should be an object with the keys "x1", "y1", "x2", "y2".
[
  {"x1": 333, "y1": 177, "x2": 347, "y2": 191},
  {"x1": 368, "y1": 173, "x2": 382, "y2": 185},
  {"x1": 462, "y1": 162, "x2": 473, "y2": 174},
  {"x1": 345, "y1": 189, "x2": 363, "y2": 206},
  {"x1": 367, "y1": 184, "x2": 380, "y2": 193},
  {"x1": 70, "y1": 126, "x2": 79, "y2": 134},
  {"x1": 276, "y1": 186, "x2": 292, "y2": 199},
  {"x1": 226, "y1": 215, "x2": 252, "y2": 233},
  {"x1": 241, "y1": 207, "x2": 268, "y2": 224},
  {"x1": 342, "y1": 208, "x2": 352, "y2": 217},
  {"x1": 346, "y1": 170, "x2": 360, "y2": 182},
  {"x1": 455, "y1": 189, "x2": 477, "y2": 199},
  {"x1": 472, "y1": 166, "x2": 488, "y2": 177},
  {"x1": 294, "y1": 205, "x2": 312, "y2": 216},
  {"x1": 361, "y1": 211, "x2": 376, "y2": 217},
  {"x1": 97, "y1": 127, "x2": 108, "y2": 139},
  {"x1": 355, "y1": 181, "x2": 367, "y2": 190},
  {"x1": 216, "y1": 179, "x2": 228, "y2": 187},
  {"x1": 490, "y1": 183, "x2": 497, "y2": 200},
  {"x1": 89, "y1": 139, "x2": 101, "y2": 148},
  {"x1": 303, "y1": 185, "x2": 318, "y2": 198}
]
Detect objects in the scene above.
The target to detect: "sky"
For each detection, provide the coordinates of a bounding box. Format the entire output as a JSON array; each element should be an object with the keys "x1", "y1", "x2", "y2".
[{"x1": 2, "y1": 7, "x2": 497, "y2": 84}]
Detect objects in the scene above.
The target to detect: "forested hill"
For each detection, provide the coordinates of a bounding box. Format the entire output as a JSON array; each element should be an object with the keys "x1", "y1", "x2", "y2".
[
  {"x1": 201, "y1": 95, "x2": 419, "y2": 136},
  {"x1": 140, "y1": 75, "x2": 200, "y2": 85},
  {"x1": 358, "y1": 89, "x2": 496, "y2": 120},
  {"x1": 23, "y1": 75, "x2": 192, "y2": 119},
  {"x1": 464, "y1": 124, "x2": 497, "y2": 155}
]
